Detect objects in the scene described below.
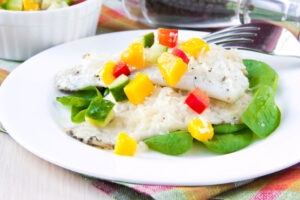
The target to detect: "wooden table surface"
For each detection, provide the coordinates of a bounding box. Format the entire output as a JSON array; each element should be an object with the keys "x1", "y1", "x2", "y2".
[{"x1": 0, "y1": 133, "x2": 113, "y2": 200}]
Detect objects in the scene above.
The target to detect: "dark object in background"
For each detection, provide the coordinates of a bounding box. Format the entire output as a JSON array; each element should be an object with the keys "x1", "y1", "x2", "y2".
[{"x1": 144, "y1": 0, "x2": 237, "y2": 26}]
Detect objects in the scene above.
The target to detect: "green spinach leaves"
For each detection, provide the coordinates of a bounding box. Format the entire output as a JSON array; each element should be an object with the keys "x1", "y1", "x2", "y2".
[
  {"x1": 213, "y1": 123, "x2": 248, "y2": 134},
  {"x1": 57, "y1": 86, "x2": 102, "y2": 123},
  {"x1": 198, "y1": 59, "x2": 281, "y2": 154},
  {"x1": 203, "y1": 128, "x2": 253, "y2": 154},
  {"x1": 144, "y1": 131, "x2": 193, "y2": 155},
  {"x1": 242, "y1": 60, "x2": 281, "y2": 137}
]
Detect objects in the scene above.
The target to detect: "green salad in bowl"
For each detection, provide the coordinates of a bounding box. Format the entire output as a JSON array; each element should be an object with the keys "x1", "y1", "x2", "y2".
[{"x1": 0, "y1": 0, "x2": 86, "y2": 11}]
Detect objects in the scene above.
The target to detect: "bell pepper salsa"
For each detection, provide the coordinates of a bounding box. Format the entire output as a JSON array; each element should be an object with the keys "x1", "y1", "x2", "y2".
[{"x1": 0, "y1": 0, "x2": 86, "y2": 11}]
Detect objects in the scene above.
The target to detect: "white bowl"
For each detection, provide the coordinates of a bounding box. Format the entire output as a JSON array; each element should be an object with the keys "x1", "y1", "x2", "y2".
[{"x1": 0, "y1": 0, "x2": 102, "y2": 61}]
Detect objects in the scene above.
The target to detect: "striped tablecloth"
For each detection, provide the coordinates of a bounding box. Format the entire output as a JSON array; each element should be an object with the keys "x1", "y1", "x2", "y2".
[{"x1": 1, "y1": 2, "x2": 299, "y2": 200}]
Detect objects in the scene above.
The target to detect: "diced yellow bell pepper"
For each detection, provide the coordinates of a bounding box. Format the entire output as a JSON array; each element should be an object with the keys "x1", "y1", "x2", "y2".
[
  {"x1": 157, "y1": 52, "x2": 188, "y2": 87},
  {"x1": 121, "y1": 42, "x2": 145, "y2": 69},
  {"x1": 180, "y1": 38, "x2": 210, "y2": 57},
  {"x1": 98, "y1": 61, "x2": 116, "y2": 85},
  {"x1": 124, "y1": 72, "x2": 154, "y2": 104},
  {"x1": 188, "y1": 118, "x2": 214, "y2": 142},
  {"x1": 114, "y1": 133, "x2": 137, "y2": 156},
  {"x1": 23, "y1": 0, "x2": 40, "y2": 11}
]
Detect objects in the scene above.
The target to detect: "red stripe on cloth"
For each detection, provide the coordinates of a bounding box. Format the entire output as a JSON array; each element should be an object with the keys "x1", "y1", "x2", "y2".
[
  {"x1": 97, "y1": 5, "x2": 151, "y2": 31},
  {"x1": 0, "y1": 68, "x2": 9, "y2": 75},
  {"x1": 99, "y1": 5, "x2": 124, "y2": 25},
  {"x1": 92, "y1": 180, "x2": 121, "y2": 194},
  {"x1": 250, "y1": 167, "x2": 300, "y2": 200},
  {"x1": 0, "y1": 69, "x2": 9, "y2": 84},
  {"x1": 133, "y1": 185, "x2": 174, "y2": 195}
]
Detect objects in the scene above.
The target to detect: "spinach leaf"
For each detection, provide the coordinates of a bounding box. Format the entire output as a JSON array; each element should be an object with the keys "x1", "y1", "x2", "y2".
[
  {"x1": 71, "y1": 106, "x2": 87, "y2": 123},
  {"x1": 243, "y1": 59, "x2": 278, "y2": 92},
  {"x1": 103, "y1": 88, "x2": 110, "y2": 97},
  {"x1": 241, "y1": 85, "x2": 281, "y2": 138},
  {"x1": 213, "y1": 124, "x2": 247, "y2": 134},
  {"x1": 203, "y1": 129, "x2": 253, "y2": 154},
  {"x1": 144, "y1": 131, "x2": 193, "y2": 156},
  {"x1": 85, "y1": 97, "x2": 115, "y2": 128},
  {"x1": 57, "y1": 86, "x2": 102, "y2": 123},
  {"x1": 204, "y1": 60, "x2": 280, "y2": 153},
  {"x1": 242, "y1": 60, "x2": 281, "y2": 138},
  {"x1": 56, "y1": 86, "x2": 102, "y2": 107},
  {"x1": 99, "y1": 87, "x2": 110, "y2": 97}
]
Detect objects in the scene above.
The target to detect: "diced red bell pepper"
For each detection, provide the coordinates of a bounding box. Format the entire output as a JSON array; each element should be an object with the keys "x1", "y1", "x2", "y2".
[
  {"x1": 185, "y1": 88, "x2": 210, "y2": 114},
  {"x1": 158, "y1": 28, "x2": 178, "y2": 48},
  {"x1": 71, "y1": 0, "x2": 86, "y2": 6},
  {"x1": 172, "y1": 48, "x2": 190, "y2": 64},
  {"x1": 113, "y1": 61, "x2": 131, "y2": 78}
]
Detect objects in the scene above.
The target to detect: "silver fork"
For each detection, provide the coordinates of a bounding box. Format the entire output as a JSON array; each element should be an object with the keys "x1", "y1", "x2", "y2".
[{"x1": 202, "y1": 22, "x2": 300, "y2": 59}]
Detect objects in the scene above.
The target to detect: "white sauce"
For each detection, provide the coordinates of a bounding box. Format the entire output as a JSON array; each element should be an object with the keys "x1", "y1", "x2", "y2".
[{"x1": 197, "y1": 118, "x2": 211, "y2": 134}]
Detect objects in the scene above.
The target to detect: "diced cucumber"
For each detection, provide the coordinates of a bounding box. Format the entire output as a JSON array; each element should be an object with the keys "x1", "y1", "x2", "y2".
[
  {"x1": 63, "y1": 0, "x2": 71, "y2": 5},
  {"x1": 6, "y1": 0, "x2": 23, "y2": 11},
  {"x1": 41, "y1": 0, "x2": 53, "y2": 9},
  {"x1": 135, "y1": 32, "x2": 155, "y2": 48},
  {"x1": 85, "y1": 97, "x2": 115, "y2": 128},
  {"x1": 145, "y1": 43, "x2": 168, "y2": 64},
  {"x1": 109, "y1": 74, "x2": 130, "y2": 102},
  {"x1": 0, "y1": 2, "x2": 7, "y2": 9},
  {"x1": 47, "y1": 0, "x2": 69, "y2": 9}
]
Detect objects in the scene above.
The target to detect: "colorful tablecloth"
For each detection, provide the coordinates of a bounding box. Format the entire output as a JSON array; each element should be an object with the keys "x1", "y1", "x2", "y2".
[{"x1": 1, "y1": 2, "x2": 300, "y2": 200}]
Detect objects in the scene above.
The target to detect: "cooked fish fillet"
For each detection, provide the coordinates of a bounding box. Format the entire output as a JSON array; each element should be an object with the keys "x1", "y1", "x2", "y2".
[
  {"x1": 138, "y1": 45, "x2": 249, "y2": 102},
  {"x1": 56, "y1": 45, "x2": 248, "y2": 103},
  {"x1": 55, "y1": 53, "x2": 119, "y2": 91},
  {"x1": 68, "y1": 86, "x2": 252, "y2": 149}
]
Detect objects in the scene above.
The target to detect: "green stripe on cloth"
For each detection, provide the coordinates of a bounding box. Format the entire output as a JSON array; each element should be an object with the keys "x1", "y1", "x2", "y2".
[
  {"x1": 215, "y1": 164, "x2": 300, "y2": 200},
  {"x1": 215, "y1": 174, "x2": 278, "y2": 200},
  {"x1": 0, "y1": 60, "x2": 21, "y2": 72},
  {"x1": 94, "y1": 180, "x2": 254, "y2": 200},
  {"x1": 111, "y1": 187, "x2": 153, "y2": 200},
  {"x1": 152, "y1": 189, "x2": 187, "y2": 200},
  {"x1": 276, "y1": 181, "x2": 300, "y2": 200},
  {"x1": 250, "y1": 166, "x2": 300, "y2": 200},
  {"x1": 92, "y1": 179, "x2": 153, "y2": 200}
]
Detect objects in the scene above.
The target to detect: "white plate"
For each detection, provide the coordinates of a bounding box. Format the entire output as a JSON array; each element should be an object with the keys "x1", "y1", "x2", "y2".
[{"x1": 1, "y1": 30, "x2": 300, "y2": 186}]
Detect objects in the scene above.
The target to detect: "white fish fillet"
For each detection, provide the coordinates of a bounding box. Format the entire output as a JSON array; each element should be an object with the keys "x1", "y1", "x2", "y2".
[
  {"x1": 136, "y1": 45, "x2": 249, "y2": 102},
  {"x1": 56, "y1": 46, "x2": 251, "y2": 149},
  {"x1": 55, "y1": 53, "x2": 117, "y2": 91},
  {"x1": 56, "y1": 45, "x2": 248, "y2": 103}
]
